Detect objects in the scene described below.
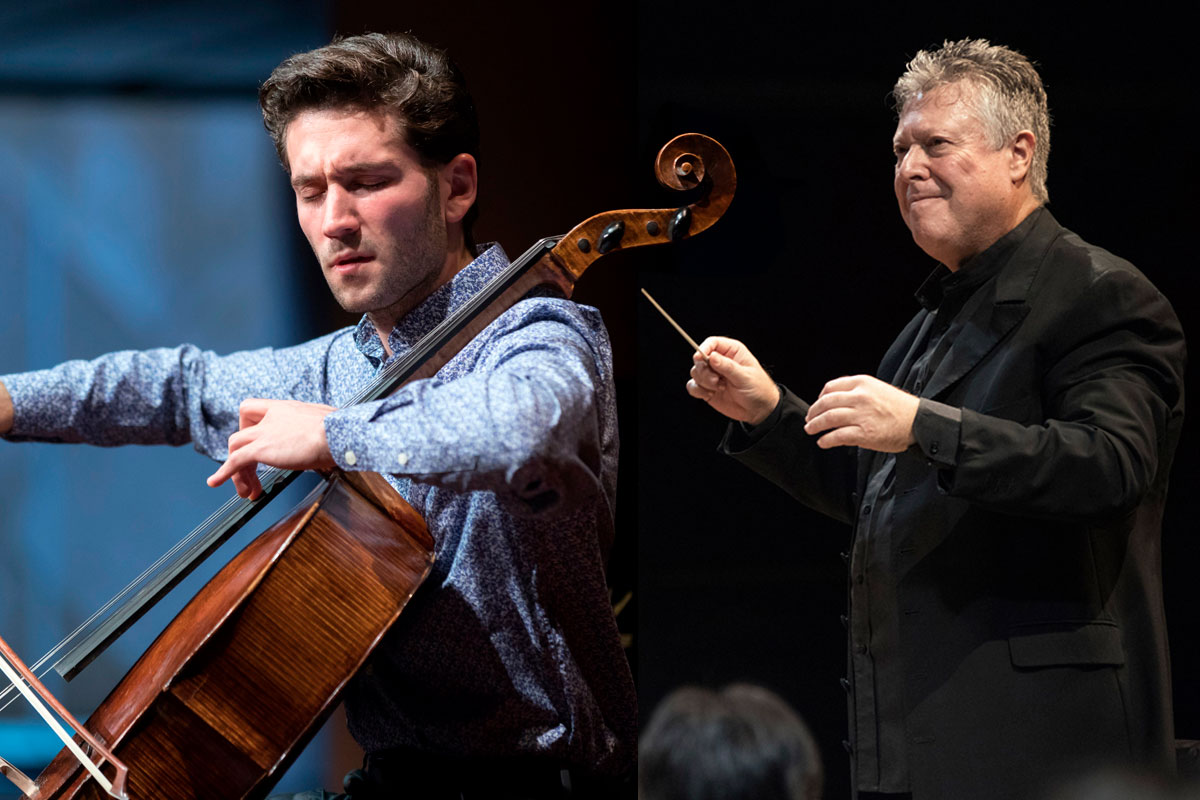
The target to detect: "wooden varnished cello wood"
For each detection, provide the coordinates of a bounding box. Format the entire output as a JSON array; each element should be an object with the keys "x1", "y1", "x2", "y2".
[
  {"x1": 34, "y1": 471, "x2": 434, "y2": 799},
  {"x1": 26, "y1": 133, "x2": 736, "y2": 800}
]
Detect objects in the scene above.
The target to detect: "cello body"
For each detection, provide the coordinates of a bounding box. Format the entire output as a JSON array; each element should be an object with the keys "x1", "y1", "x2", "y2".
[{"x1": 33, "y1": 471, "x2": 433, "y2": 799}]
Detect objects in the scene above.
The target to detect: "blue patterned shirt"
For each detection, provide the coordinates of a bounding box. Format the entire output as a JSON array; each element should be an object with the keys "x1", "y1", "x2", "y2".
[{"x1": 1, "y1": 245, "x2": 635, "y2": 775}]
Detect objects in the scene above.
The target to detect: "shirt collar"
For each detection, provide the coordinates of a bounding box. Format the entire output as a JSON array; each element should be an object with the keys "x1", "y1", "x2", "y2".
[
  {"x1": 352, "y1": 243, "x2": 512, "y2": 369},
  {"x1": 914, "y1": 206, "x2": 1045, "y2": 312}
]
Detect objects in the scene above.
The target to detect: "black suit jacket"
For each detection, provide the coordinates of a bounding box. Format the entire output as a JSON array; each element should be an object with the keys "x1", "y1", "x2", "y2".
[{"x1": 724, "y1": 209, "x2": 1186, "y2": 799}]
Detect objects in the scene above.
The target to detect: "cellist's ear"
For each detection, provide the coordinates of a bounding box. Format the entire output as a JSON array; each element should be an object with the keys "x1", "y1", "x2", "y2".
[{"x1": 439, "y1": 154, "x2": 477, "y2": 226}]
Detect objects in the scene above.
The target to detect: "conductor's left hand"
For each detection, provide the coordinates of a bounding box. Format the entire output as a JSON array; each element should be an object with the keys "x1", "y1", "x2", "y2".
[
  {"x1": 803, "y1": 375, "x2": 919, "y2": 452},
  {"x1": 206, "y1": 399, "x2": 337, "y2": 499}
]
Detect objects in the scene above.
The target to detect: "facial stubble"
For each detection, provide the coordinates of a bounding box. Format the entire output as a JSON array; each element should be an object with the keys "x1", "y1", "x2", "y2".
[{"x1": 324, "y1": 173, "x2": 448, "y2": 323}]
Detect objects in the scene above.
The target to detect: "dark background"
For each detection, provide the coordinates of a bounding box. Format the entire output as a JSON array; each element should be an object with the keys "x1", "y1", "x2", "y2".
[
  {"x1": 345, "y1": 2, "x2": 1200, "y2": 793},
  {"x1": 630, "y1": 5, "x2": 1199, "y2": 799}
]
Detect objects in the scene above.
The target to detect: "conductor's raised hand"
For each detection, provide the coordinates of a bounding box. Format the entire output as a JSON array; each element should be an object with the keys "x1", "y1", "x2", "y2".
[
  {"x1": 803, "y1": 375, "x2": 918, "y2": 452},
  {"x1": 686, "y1": 336, "x2": 781, "y2": 425},
  {"x1": 206, "y1": 399, "x2": 337, "y2": 499}
]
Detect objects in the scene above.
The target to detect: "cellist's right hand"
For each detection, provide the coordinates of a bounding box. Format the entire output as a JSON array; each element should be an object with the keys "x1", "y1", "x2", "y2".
[{"x1": 686, "y1": 336, "x2": 781, "y2": 426}]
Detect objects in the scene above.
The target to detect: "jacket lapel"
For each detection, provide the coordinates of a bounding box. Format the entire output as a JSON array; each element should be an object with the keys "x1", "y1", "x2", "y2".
[
  {"x1": 881, "y1": 311, "x2": 936, "y2": 385},
  {"x1": 921, "y1": 209, "x2": 1060, "y2": 400}
]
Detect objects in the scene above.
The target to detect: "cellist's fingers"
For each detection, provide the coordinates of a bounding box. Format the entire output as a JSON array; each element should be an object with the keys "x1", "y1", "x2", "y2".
[
  {"x1": 208, "y1": 456, "x2": 263, "y2": 499},
  {"x1": 229, "y1": 464, "x2": 263, "y2": 500},
  {"x1": 208, "y1": 422, "x2": 256, "y2": 490},
  {"x1": 208, "y1": 399, "x2": 336, "y2": 496},
  {"x1": 207, "y1": 445, "x2": 258, "y2": 494},
  {"x1": 237, "y1": 398, "x2": 270, "y2": 431}
]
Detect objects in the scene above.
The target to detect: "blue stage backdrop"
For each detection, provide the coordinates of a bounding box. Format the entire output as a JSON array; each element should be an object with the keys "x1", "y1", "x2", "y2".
[{"x1": 0, "y1": 1, "x2": 336, "y2": 793}]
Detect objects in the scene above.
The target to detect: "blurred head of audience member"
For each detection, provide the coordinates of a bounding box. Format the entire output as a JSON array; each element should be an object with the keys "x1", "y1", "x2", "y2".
[{"x1": 639, "y1": 683, "x2": 822, "y2": 800}]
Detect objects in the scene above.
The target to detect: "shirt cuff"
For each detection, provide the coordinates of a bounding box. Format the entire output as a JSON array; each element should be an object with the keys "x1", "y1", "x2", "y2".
[
  {"x1": 324, "y1": 402, "x2": 402, "y2": 473},
  {"x1": 722, "y1": 383, "x2": 788, "y2": 452},
  {"x1": 912, "y1": 398, "x2": 962, "y2": 467}
]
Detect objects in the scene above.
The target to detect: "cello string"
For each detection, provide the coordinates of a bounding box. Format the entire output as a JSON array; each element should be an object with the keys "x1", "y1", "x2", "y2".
[
  {"x1": 0, "y1": 654, "x2": 116, "y2": 794},
  {"x1": 33, "y1": 468, "x2": 296, "y2": 689},
  {"x1": 0, "y1": 493, "x2": 248, "y2": 710}
]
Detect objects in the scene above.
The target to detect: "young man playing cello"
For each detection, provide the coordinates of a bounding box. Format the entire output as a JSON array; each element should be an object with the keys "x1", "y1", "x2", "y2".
[{"x1": 1, "y1": 32, "x2": 634, "y2": 799}]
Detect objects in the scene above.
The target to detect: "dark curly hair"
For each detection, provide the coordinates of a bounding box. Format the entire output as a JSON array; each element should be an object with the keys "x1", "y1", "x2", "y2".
[{"x1": 259, "y1": 32, "x2": 479, "y2": 239}]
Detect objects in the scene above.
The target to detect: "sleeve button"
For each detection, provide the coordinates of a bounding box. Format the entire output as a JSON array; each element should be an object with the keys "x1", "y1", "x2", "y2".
[
  {"x1": 397, "y1": 452, "x2": 410, "y2": 467},
  {"x1": 344, "y1": 449, "x2": 358, "y2": 466}
]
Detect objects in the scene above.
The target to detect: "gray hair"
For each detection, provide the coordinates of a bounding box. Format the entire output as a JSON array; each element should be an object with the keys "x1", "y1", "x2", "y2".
[{"x1": 893, "y1": 38, "x2": 1051, "y2": 204}]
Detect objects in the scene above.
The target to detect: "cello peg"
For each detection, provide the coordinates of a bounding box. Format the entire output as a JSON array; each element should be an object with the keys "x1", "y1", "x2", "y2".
[
  {"x1": 667, "y1": 206, "x2": 692, "y2": 242},
  {"x1": 597, "y1": 220, "x2": 626, "y2": 254}
]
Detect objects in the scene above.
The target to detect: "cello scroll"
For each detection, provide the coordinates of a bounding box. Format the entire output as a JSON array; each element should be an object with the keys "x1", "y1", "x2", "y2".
[{"x1": 549, "y1": 133, "x2": 736, "y2": 280}]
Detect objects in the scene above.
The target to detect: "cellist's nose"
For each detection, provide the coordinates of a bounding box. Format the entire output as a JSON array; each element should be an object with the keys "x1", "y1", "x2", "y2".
[{"x1": 322, "y1": 186, "x2": 359, "y2": 240}]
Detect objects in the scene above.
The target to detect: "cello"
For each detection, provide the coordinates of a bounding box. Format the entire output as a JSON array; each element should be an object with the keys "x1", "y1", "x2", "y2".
[{"x1": 4, "y1": 132, "x2": 735, "y2": 800}]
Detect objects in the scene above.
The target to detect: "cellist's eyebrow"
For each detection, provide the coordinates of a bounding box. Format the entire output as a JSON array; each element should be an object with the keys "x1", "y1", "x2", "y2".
[{"x1": 290, "y1": 161, "x2": 400, "y2": 190}]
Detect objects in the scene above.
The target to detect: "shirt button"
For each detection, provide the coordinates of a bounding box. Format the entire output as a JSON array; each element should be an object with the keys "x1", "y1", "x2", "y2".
[
  {"x1": 930, "y1": 441, "x2": 940, "y2": 455},
  {"x1": 397, "y1": 452, "x2": 410, "y2": 467},
  {"x1": 855, "y1": 574, "x2": 865, "y2": 585},
  {"x1": 855, "y1": 644, "x2": 867, "y2": 654},
  {"x1": 842, "y1": 739, "x2": 853, "y2": 754},
  {"x1": 839, "y1": 677, "x2": 851, "y2": 692},
  {"x1": 861, "y1": 504, "x2": 872, "y2": 516},
  {"x1": 343, "y1": 449, "x2": 358, "y2": 466}
]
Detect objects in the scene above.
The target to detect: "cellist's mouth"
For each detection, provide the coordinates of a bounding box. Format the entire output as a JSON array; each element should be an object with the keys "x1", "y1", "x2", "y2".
[{"x1": 331, "y1": 253, "x2": 373, "y2": 272}]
